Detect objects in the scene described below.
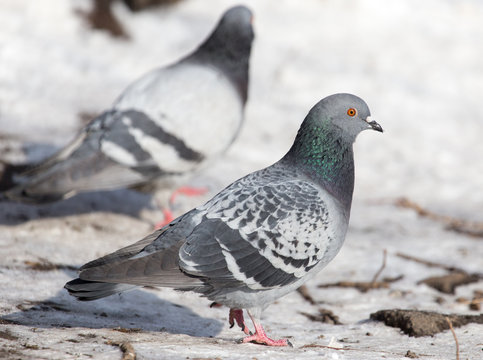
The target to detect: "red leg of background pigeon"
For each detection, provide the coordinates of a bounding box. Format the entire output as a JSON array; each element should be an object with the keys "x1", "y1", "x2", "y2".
[
  {"x1": 242, "y1": 311, "x2": 291, "y2": 346},
  {"x1": 229, "y1": 309, "x2": 250, "y2": 335},
  {"x1": 156, "y1": 208, "x2": 174, "y2": 228},
  {"x1": 168, "y1": 186, "x2": 209, "y2": 205},
  {"x1": 155, "y1": 186, "x2": 209, "y2": 229}
]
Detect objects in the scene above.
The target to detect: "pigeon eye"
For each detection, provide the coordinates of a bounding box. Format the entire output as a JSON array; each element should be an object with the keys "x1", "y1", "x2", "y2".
[{"x1": 347, "y1": 108, "x2": 357, "y2": 117}]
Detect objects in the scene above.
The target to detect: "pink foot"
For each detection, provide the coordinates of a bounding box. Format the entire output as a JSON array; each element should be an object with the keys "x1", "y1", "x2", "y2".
[
  {"x1": 241, "y1": 322, "x2": 291, "y2": 347},
  {"x1": 168, "y1": 186, "x2": 209, "y2": 205},
  {"x1": 154, "y1": 208, "x2": 175, "y2": 229},
  {"x1": 229, "y1": 309, "x2": 250, "y2": 335},
  {"x1": 154, "y1": 186, "x2": 208, "y2": 229}
]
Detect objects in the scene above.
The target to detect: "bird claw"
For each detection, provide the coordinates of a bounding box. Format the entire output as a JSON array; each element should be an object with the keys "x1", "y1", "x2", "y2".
[
  {"x1": 241, "y1": 334, "x2": 291, "y2": 347},
  {"x1": 239, "y1": 318, "x2": 291, "y2": 347},
  {"x1": 229, "y1": 309, "x2": 250, "y2": 335}
]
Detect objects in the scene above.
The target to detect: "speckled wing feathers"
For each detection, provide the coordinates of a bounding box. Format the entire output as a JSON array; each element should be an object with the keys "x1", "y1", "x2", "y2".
[
  {"x1": 179, "y1": 166, "x2": 334, "y2": 291},
  {"x1": 68, "y1": 163, "x2": 340, "y2": 296}
]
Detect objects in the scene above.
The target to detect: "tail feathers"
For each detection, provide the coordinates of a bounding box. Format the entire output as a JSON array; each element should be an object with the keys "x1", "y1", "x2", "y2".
[
  {"x1": 2, "y1": 139, "x2": 147, "y2": 204},
  {"x1": 0, "y1": 162, "x2": 33, "y2": 193},
  {"x1": 78, "y1": 248, "x2": 203, "y2": 289},
  {"x1": 64, "y1": 278, "x2": 137, "y2": 301},
  {"x1": 4, "y1": 183, "x2": 69, "y2": 203},
  {"x1": 79, "y1": 229, "x2": 166, "y2": 271},
  {"x1": 1, "y1": 132, "x2": 90, "y2": 203}
]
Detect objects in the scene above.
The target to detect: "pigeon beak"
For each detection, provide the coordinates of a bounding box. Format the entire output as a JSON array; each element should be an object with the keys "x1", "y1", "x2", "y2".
[{"x1": 365, "y1": 116, "x2": 383, "y2": 132}]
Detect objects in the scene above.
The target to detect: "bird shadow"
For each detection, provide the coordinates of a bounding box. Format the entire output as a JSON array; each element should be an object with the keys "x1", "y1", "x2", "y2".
[
  {"x1": 0, "y1": 189, "x2": 156, "y2": 225},
  {"x1": 2, "y1": 271, "x2": 224, "y2": 338}
]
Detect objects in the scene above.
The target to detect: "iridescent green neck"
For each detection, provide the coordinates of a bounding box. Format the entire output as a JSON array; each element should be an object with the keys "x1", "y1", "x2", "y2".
[{"x1": 284, "y1": 120, "x2": 355, "y2": 209}]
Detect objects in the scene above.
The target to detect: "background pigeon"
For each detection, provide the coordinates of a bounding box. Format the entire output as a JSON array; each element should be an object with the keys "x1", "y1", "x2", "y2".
[
  {"x1": 1, "y1": 6, "x2": 254, "y2": 214},
  {"x1": 65, "y1": 93, "x2": 383, "y2": 346}
]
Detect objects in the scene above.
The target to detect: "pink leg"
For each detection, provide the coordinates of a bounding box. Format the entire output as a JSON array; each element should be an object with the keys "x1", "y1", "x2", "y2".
[
  {"x1": 154, "y1": 186, "x2": 209, "y2": 229},
  {"x1": 154, "y1": 208, "x2": 175, "y2": 229},
  {"x1": 229, "y1": 309, "x2": 250, "y2": 335},
  {"x1": 168, "y1": 186, "x2": 208, "y2": 205},
  {"x1": 242, "y1": 311, "x2": 292, "y2": 347}
]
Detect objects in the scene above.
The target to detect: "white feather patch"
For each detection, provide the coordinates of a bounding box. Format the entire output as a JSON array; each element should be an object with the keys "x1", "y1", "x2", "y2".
[
  {"x1": 101, "y1": 140, "x2": 139, "y2": 166},
  {"x1": 127, "y1": 124, "x2": 198, "y2": 173}
]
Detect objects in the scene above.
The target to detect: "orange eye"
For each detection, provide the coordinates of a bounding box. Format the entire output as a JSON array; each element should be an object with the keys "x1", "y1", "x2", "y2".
[{"x1": 347, "y1": 108, "x2": 357, "y2": 117}]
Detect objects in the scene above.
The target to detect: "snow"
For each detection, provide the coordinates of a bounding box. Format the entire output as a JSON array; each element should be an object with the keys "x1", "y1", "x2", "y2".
[{"x1": 0, "y1": 0, "x2": 482, "y2": 359}]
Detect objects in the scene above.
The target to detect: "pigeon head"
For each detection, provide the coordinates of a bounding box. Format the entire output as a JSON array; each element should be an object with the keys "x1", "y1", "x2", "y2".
[
  {"x1": 290, "y1": 93, "x2": 383, "y2": 158},
  {"x1": 194, "y1": 6, "x2": 254, "y2": 64},
  {"x1": 209, "y1": 6, "x2": 254, "y2": 54},
  {"x1": 286, "y1": 93, "x2": 382, "y2": 209},
  {"x1": 190, "y1": 6, "x2": 254, "y2": 103},
  {"x1": 309, "y1": 93, "x2": 383, "y2": 141}
]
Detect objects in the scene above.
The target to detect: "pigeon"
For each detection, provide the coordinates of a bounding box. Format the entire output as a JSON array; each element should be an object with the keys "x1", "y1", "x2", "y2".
[
  {"x1": 65, "y1": 93, "x2": 383, "y2": 346},
  {"x1": 2, "y1": 6, "x2": 254, "y2": 211}
]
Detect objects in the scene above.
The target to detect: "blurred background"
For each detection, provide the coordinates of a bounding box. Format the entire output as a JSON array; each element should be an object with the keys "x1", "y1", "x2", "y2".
[
  {"x1": 1, "y1": 0, "x2": 482, "y2": 217},
  {"x1": 0, "y1": 0, "x2": 482, "y2": 358}
]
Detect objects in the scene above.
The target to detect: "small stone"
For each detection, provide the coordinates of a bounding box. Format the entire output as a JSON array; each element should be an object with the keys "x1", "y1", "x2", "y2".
[{"x1": 405, "y1": 350, "x2": 419, "y2": 358}]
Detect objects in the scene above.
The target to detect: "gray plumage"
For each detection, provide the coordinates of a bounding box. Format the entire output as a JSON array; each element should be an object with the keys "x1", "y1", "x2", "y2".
[
  {"x1": 65, "y1": 93, "x2": 383, "y2": 345},
  {"x1": 2, "y1": 5, "x2": 254, "y2": 203}
]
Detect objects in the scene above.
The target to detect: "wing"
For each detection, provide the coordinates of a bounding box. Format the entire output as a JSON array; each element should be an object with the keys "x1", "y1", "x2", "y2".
[
  {"x1": 98, "y1": 109, "x2": 204, "y2": 178},
  {"x1": 112, "y1": 63, "x2": 244, "y2": 162},
  {"x1": 179, "y1": 168, "x2": 345, "y2": 291}
]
